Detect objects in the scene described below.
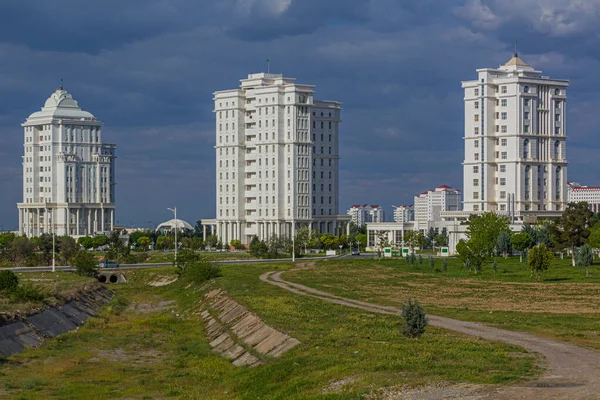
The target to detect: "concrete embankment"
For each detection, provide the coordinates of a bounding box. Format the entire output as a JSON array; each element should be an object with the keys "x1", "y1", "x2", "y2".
[{"x1": 0, "y1": 287, "x2": 113, "y2": 358}]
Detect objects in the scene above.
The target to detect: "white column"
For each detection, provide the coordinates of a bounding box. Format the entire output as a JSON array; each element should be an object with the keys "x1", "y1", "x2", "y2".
[
  {"x1": 36, "y1": 208, "x2": 40, "y2": 236},
  {"x1": 65, "y1": 208, "x2": 69, "y2": 236},
  {"x1": 110, "y1": 209, "x2": 114, "y2": 232},
  {"x1": 76, "y1": 209, "x2": 80, "y2": 236},
  {"x1": 87, "y1": 209, "x2": 91, "y2": 235},
  {"x1": 18, "y1": 208, "x2": 23, "y2": 235},
  {"x1": 203, "y1": 225, "x2": 207, "y2": 241},
  {"x1": 101, "y1": 208, "x2": 105, "y2": 232}
]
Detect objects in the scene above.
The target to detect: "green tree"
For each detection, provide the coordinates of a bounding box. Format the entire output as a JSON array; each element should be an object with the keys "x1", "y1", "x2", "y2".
[
  {"x1": 511, "y1": 232, "x2": 533, "y2": 263},
  {"x1": 249, "y1": 236, "x2": 269, "y2": 258},
  {"x1": 575, "y1": 244, "x2": 594, "y2": 278},
  {"x1": 0, "y1": 270, "x2": 19, "y2": 292},
  {"x1": 467, "y1": 212, "x2": 511, "y2": 256},
  {"x1": 355, "y1": 233, "x2": 367, "y2": 250},
  {"x1": 320, "y1": 233, "x2": 336, "y2": 250},
  {"x1": 551, "y1": 202, "x2": 596, "y2": 266},
  {"x1": 78, "y1": 236, "x2": 94, "y2": 250},
  {"x1": 434, "y1": 233, "x2": 448, "y2": 248},
  {"x1": 205, "y1": 235, "x2": 219, "y2": 250},
  {"x1": 295, "y1": 227, "x2": 310, "y2": 254},
  {"x1": 308, "y1": 230, "x2": 322, "y2": 249},
  {"x1": 92, "y1": 235, "x2": 109, "y2": 249},
  {"x1": 404, "y1": 230, "x2": 422, "y2": 254},
  {"x1": 229, "y1": 239, "x2": 245, "y2": 251},
  {"x1": 497, "y1": 231, "x2": 512, "y2": 258},
  {"x1": 424, "y1": 228, "x2": 436, "y2": 250},
  {"x1": 137, "y1": 236, "x2": 152, "y2": 251},
  {"x1": 401, "y1": 298, "x2": 428, "y2": 338},
  {"x1": 528, "y1": 243, "x2": 553, "y2": 281},
  {"x1": 58, "y1": 236, "x2": 79, "y2": 264},
  {"x1": 72, "y1": 250, "x2": 98, "y2": 277}
]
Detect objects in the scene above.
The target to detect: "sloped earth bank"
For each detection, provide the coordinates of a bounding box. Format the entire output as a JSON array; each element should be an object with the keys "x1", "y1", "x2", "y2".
[
  {"x1": 0, "y1": 287, "x2": 113, "y2": 358},
  {"x1": 261, "y1": 263, "x2": 600, "y2": 400}
]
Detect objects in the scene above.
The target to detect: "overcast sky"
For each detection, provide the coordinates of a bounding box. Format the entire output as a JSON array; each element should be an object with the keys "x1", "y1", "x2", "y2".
[{"x1": 1, "y1": 0, "x2": 599, "y2": 229}]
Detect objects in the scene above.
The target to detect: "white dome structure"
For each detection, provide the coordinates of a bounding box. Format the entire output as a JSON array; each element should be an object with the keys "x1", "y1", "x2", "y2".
[
  {"x1": 26, "y1": 88, "x2": 96, "y2": 122},
  {"x1": 156, "y1": 219, "x2": 194, "y2": 232}
]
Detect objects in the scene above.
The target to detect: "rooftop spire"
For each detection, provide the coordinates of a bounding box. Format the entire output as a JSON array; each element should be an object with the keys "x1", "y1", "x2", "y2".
[
  {"x1": 59, "y1": 78, "x2": 64, "y2": 91},
  {"x1": 514, "y1": 40, "x2": 518, "y2": 58}
]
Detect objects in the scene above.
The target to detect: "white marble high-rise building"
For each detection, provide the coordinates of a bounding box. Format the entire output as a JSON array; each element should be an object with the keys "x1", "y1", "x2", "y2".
[
  {"x1": 462, "y1": 53, "x2": 568, "y2": 214},
  {"x1": 414, "y1": 185, "x2": 461, "y2": 230},
  {"x1": 18, "y1": 88, "x2": 116, "y2": 237},
  {"x1": 204, "y1": 73, "x2": 349, "y2": 244}
]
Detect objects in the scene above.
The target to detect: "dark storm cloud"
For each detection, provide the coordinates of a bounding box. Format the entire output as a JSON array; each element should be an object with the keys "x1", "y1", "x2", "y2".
[{"x1": 1, "y1": 0, "x2": 600, "y2": 228}]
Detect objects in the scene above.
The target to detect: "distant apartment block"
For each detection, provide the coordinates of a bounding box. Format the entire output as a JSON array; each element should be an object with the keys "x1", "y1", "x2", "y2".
[
  {"x1": 347, "y1": 204, "x2": 385, "y2": 226},
  {"x1": 414, "y1": 185, "x2": 461, "y2": 230},
  {"x1": 567, "y1": 182, "x2": 600, "y2": 212},
  {"x1": 393, "y1": 205, "x2": 414, "y2": 223}
]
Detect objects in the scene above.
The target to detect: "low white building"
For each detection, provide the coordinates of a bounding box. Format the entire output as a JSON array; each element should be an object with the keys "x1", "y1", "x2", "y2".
[
  {"x1": 18, "y1": 87, "x2": 116, "y2": 237},
  {"x1": 567, "y1": 182, "x2": 600, "y2": 212}
]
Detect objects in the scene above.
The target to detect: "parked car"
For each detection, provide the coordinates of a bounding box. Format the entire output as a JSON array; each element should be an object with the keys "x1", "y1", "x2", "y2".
[
  {"x1": 99, "y1": 261, "x2": 120, "y2": 269},
  {"x1": 351, "y1": 248, "x2": 360, "y2": 256}
]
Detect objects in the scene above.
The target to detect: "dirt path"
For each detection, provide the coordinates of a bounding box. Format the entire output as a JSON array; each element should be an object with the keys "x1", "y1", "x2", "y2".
[{"x1": 260, "y1": 263, "x2": 600, "y2": 400}]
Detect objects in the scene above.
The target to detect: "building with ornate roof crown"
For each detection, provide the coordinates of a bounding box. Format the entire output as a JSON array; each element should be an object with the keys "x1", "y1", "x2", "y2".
[{"x1": 18, "y1": 87, "x2": 116, "y2": 237}]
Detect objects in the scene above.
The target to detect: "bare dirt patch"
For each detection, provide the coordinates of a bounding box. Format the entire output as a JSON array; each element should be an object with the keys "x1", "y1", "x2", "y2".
[
  {"x1": 148, "y1": 275, "x2": 178, "y2": 287},
  {"x1": 127, "y1": 298, "x2": 176, "y2": 314}
]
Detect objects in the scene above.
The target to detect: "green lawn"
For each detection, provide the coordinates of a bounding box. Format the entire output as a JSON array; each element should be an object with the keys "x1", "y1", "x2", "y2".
[
  {"x1": 0, "y1": 263, "x2": 539, "y2": 399},
  {"x1": 285, "y1": 257, "x2": 600, "y2": 349}
]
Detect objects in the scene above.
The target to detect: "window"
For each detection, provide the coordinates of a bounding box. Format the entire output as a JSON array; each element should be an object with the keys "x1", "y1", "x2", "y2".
[
  {"x1": 524, "y1": 125, "x2": 530, "y2": 133},
  {"x1": 555, "y1": 126, "x2": 561, "y2": 135},
  {"x1": 500, "y1": 191, "x2": 506, "y2": 199},
  {"x1": 501, "y1": 138, "x2": 507, "y2": 146},
  {"x1": 523, "y1": 139, "x2": 529, "y2": 158},
  {"x1": 474, "y1": 101, "x2": 479, "y2": 109},
  {"x1": 474, "y1": 127, "x2": 479, "y2": 135},
  {"x1": 501, "y1": 99, "x2": 507, "y2": 107},
  {"x1": 474, "y1": 140, "x2": 479, "y2": 148},
  {"x1": 473, "y1": 166, "x2": 479, "y2": 173},
  {"x1": 474, "y1": 88, "x2": 479, "y2": 96},
  {"x1": 501, "y1": 112, "x2": 507, "y2": 120},
  {"x1": 474, "y1": 153, "x2": 479, "y2": 161},
  {"x1": 524, "y1": 99, "x2": 530, "y2": 106},
  {"x1": 501, "y1": 86, "x2": 507, "y2": 94},
  {"x1": 474, "y1": 205, "x2": 479, "y2": 211},
  {"x1": 500, "y1": 205, "x2": 506, "y2": 211},
  {"x1": 501, "y1": 152, "x2": 507, "y2": 160},
  {"x1": 500, "y1": 165, "x2": 506, "y2": 173},
  {"x1": 474, "y1": 115, "x2": 479, "y2": 122},
  {"x1": 524, "y1": 86, "x2": 530, "y2": 93},
  {"x1": 555, "y1": 88, "x2": 560, "y2": 95},
  {"x1": 524, "y1": 112, "x2": 530, "y2": 120},
  {"x1": 501, "y1": 125, "x2": 507, "y2": 133},
  {"x1": 500, "y1": 178, "x2": 506, "y2": 186},
  {"x1": 473, "y1": 192, "x2": 479, "y2": 200},
  {"x1": 554, "y1": 140, "x2": 560, "y2": 159},
  {"x1": 473, "y1": 179, "x2": 479, "y2": 186}
]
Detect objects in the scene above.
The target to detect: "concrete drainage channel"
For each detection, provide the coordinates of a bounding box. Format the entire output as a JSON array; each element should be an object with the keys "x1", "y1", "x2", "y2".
[
  {"x1": 0, "y1": 287, "x2": 113, "y2": 358},
  {"x1": 201, "y1": 289, "x2": 300, "y2": 367},
  {"x1": 97, "y1": 272, "x2": 127, "y2": 284}
]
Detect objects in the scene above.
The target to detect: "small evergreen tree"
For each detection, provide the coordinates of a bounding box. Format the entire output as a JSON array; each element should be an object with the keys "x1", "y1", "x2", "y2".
[
  {"x1": 428, "y1": 255, "x2": 434, "y2": 269},
  {"x1": 72, "y1": 250, "x2": 98, "y2": 277},
  {"x1": 417, "y1": 254, "x2": 423, "y2": 265},
  {"x1": 528, "y1": 244, "x2": 553, "y2": 281},
  {"x1": 576, "y1": 244, "x2": 594, "y2": 278},
  {"x1": 497, "y1": 232, "x2": 512, "y2": 258},
  {"x1": 442, "y1": 259, "x2": 448, "y2": 272},
  {"x1": 401, "y1": 298, "x2": 428, "y2": 338},
  {"x1": 0, "y1": 270, "x2": 19, "y2": 292},
  {"x1": 492, "y1": 260, "x2": 498, "y2": 277}
]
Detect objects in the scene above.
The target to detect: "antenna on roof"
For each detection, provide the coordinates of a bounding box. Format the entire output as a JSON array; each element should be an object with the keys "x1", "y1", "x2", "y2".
[
  {"x1": 266, "y1": 58, "x2": 270, "y2": 74},
  {"x1": 59, "y1": 78, "x2": 64, "y2": 90},
  {"x1": 514, "y1": 40, "x2": 518, "y2": 58}
]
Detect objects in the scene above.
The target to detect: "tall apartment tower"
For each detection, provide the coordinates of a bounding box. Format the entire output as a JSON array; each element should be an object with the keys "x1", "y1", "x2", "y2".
[
  {"x1": 17, "y1": 88, "x2": 116, "y2": 237},
  {"x1": 462, "y1": 53, "x2": 568, "y2": 214},
  {"x1": 211, "y1": 73, "x2": 346, "y2": 244}
]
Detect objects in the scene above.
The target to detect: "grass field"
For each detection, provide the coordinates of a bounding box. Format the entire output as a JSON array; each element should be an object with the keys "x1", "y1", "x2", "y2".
[
  {"x1": 0, "y1": 262, "x2": 539, "y2": 399},
  {"x1": 285, "y1": 256, "x2": 600, "y2": 349}
]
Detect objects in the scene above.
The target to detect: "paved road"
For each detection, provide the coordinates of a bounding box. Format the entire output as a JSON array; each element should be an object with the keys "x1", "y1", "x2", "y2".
[
  {"x1": 261, "y1": 262, "x2": 600, "y2": 400},
  {"x1": 2, "y1": 255, "x2": 344, "y2": 273}
]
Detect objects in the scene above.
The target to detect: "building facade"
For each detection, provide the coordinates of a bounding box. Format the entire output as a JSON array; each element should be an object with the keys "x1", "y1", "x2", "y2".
[
  {"x1": 568, "y1": 182, "x2": 600, "y2": 212},
  {"x1": 393, "y1": 205, "x2": 414, "y2": 224},
  {"x1": 462, "y1": 53, "x2": 568, "y2": 214},
  {"x1": 206, "y1": 73, "x2": 349, "y2": 244},
  {"x1": 413, "y1": 185, "x2": 461, "y2": 231},
  {"x1": 347, "y1": 204, "x2": 385, "y2": 226},
  {"x1": 18, "y1": 88, "x2": 116, "y2": 237}
]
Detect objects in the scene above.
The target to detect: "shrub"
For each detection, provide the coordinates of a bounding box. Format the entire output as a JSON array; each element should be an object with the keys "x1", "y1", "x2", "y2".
[
  {"x1": 72, "y1": 250, "x2": 98, "y2": 277},
  {"x1": 10, "y1": 283, "x2": 45, "y2": 303},
  {"x1": 442, "y1": 259, "x2": 448, "y2": 271},
  {"x1": 428, "y1": 255, "x2": 434, "y2": 269},
  {"x1": 417, "y1": 255, "x2": 423, "y2": 265},
  {"x1": 492, "y1": 260, "x2": 498, "y2": 275},
  {"x1": 185, "y1": 260, "x2": 222, "y2": 284},
  {"x1": 401, "y1": 298, "x2": 428, "y2": 338},
  {"x1": 0, "y1": 270, "x2": 19, "y2": 292}
]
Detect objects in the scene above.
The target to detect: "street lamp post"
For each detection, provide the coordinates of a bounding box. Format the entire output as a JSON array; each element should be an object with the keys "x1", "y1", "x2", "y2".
[
  {"x1": 47, "y1": 206, "x2": 56, "y2": 273},
  {"x1": 167, "y1": 207, "x2": 177, "y2": 268}
]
